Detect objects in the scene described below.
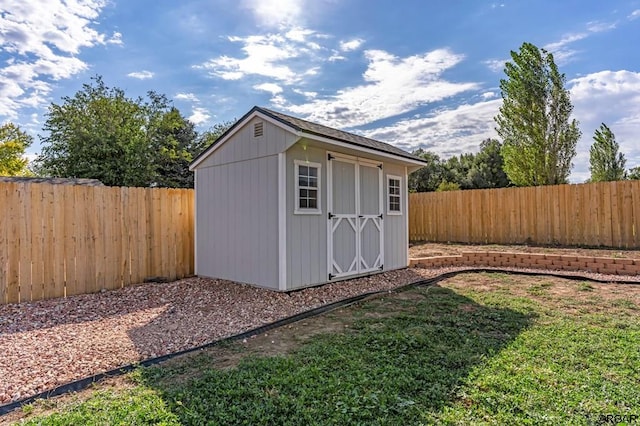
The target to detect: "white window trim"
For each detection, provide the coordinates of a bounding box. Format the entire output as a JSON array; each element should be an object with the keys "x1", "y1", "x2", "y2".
[
  {"x1": 294, "y1": 160, "x2": 322, "y2": 215},
  {"x1": 387, "y1": 174, "x2": 402, "y2": 215}
]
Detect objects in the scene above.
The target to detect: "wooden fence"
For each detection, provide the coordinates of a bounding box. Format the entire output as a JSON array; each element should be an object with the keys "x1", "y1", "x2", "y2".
[
  {"x1": 409, "y1": 180, "x2": 640, "y2": 248},
  {"x1": 0, "y1": 182, "x2": 194, "y2": 305}
]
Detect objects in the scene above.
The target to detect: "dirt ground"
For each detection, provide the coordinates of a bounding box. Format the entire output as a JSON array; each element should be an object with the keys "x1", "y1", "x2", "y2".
[{"x1": 409, "y1": 242, "x2": 640, "y2": 259}]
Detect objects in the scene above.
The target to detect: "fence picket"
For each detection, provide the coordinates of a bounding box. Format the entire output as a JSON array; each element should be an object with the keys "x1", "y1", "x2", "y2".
[
  {"x1": 0, "y1": 182, "x2": 194, "y2": 305},
  {"x1": 408, "y1": 181, "x2": 640, "y2": 248}
]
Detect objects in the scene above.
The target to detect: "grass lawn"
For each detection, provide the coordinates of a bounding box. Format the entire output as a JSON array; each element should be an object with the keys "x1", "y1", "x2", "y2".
[{"x1": 5, "y1": 272, "x2": 640, "y2": 425}]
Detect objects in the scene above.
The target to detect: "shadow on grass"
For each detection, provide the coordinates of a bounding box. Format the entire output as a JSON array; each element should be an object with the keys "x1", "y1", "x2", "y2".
[{"x1": 136, "y1": 284, "x2": 535, "y2": 425}]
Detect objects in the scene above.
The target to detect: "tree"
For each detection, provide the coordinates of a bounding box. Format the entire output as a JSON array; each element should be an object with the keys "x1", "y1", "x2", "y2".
[
  {"x1": 436, "y1": 181, "x2": 460, "y2": 192},
  {"x1": 495, "y1": 42, "x2": 581, "y2": 186},
  {"x1": 0, "y1": 123, "x2": 33, "y2": 176},
  {"x1": 408, "y1": 149, "x2": 446, "y2": 192},
  {"x1": 148, "y1": 102, "x2": 199, "y2": 188},
  {"x1": 589, "y1": 123, "x2": 626, "y2": 182},
  {"x1": 467, "y1": 139, "x2": 511, "y2": 189},
  {"x1": 628, "y1": 166, "x2": 640, "y2": 180},
  {"x1": 35, "y1": 76, "x2": 203, "y2": 187}
]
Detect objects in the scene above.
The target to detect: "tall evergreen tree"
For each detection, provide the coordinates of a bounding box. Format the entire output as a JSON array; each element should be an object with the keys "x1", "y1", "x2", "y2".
[
  {"x1": 495, "y1": 42, "x2": 581, "y2": 186},
  {"x1": 589, "y1": 123, "x2": 626, "y2": 182}
]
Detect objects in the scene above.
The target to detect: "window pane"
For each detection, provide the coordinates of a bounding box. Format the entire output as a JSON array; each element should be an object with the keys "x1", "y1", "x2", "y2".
[
  {"x1": 308, "y1": 189, "x2": 317, "y2": 200},
  {"x1": 299, "y1": 165, "x2": 308, "y2": 176},
  {"x1": 299, "y1": 176, "x2": 309, "y2": 187},
  {"x1": 308, "y1": 166, "x2": 317, "y2": 177},
  {"x1": 308, "y1": 198, "x2": 317, "y2": 209},
  {"x1": 300, "y1": 188, "x2": 308, "y2": 198},
  {"x1": 300, "y1": 198, "x2": 308, "y2": 208},
  {"x1": 308, "y1": 176, "x2": 317, "y2": 188}
]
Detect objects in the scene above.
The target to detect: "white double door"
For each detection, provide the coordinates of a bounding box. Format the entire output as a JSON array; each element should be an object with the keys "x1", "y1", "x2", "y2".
[{"x1": 327, "y1": 154, "x2": 383, "y2": 280}]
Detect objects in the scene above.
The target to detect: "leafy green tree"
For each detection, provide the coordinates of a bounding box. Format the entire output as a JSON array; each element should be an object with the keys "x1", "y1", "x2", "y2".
[
  {"x1": 589, "y1": 123, "x2": 626, "y2": 182},
  {"x1": 495, "y1": 42, "x2": 581, "y2": 186},
  {"x1": 628, "y1": 167, "x2": 640, "y2": 180},
  {"x1": 443, "y1": 154, "x2": 474, "y2": 189},
  {"x1": 436, "y1": 181, "x2": 460, "y2": 192},
  {"x1": 148, "y1": 103, "x2": 199, "y2": 188},
  {"x1": 36, "y1": 76, "x2": 152, "y2": 186},
  {"x1": 36, "y1": 76, "x2": 205, "y2": 188},
  {"x1": 409, "y1": 149, "x2": 446, "y2": 192},
  {"x1": 0, "y1": 123, "x2": 33, "y2": 176},
  {"x1": 467, "y1": 139, "x2": 511, "y2": 189}
]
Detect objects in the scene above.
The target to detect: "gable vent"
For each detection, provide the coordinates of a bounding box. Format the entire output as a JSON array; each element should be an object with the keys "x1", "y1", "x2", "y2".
[{"x1": 254, "y1": 121, "x2": 264, "y2": 138}]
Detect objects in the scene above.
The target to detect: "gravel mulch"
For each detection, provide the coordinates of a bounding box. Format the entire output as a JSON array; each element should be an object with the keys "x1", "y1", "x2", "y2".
[
  {"x1": 0, "y1": 269, "x2": 426, "y2": 405},
  {"x1": 2, "y1": 257, "x2": 639, "y2": 407}
]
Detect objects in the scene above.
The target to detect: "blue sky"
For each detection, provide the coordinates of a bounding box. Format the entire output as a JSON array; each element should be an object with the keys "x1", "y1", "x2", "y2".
[{"x1": 2, "y1": 0, "x2": 640, "y2": 182}]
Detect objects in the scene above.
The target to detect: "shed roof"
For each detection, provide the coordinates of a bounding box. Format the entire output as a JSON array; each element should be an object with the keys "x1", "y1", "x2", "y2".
[
  {"x1": 256, "y1": 107, "x2": 426, "y2": 163},
  {"x1": 190, "y1": 106, "x2": 427, "y2": 169}
]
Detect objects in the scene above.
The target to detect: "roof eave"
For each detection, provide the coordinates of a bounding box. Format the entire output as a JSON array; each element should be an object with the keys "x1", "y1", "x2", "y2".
[{"x1": 297, "y1": 131, "x2": 428, "y2": 166}]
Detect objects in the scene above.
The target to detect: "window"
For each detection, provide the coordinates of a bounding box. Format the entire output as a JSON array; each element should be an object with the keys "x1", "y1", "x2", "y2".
[
  {"x1": 295, "y1": 160, "x2": 321, "y2": 214},
  {"x1": 387, "y1": 175, "x2": 402, "y2": 214}
]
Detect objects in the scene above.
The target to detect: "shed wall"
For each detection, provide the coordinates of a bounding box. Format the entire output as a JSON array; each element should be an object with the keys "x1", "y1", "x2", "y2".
[
  {"x1": 383, "y1": 163, "x2": 409, "y2": 270},
  {"x1": 285, "y1": 143, "x2": 328, "y2": 289},
  {"x1": 198, "y1": 117, "x2": 298, "y2": 168},
  {"x1": 195, "y1": 155, "x2": 280, "y2": 289}
]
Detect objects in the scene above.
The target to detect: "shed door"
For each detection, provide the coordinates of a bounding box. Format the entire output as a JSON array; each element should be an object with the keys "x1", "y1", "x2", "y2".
[{"x1": 328, "y1": 154, "x2": 383, "y2": 280}]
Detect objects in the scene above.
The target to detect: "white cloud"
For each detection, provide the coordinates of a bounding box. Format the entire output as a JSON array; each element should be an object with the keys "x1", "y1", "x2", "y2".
[
  {"x1": 243, "y1": 0, "x2": 305, "y2": 29},
  {"x1": 363, "y1": 100, "x2": 501, "y2": 157},
  {"x1": 569, "y1": 70, "x2": 640, "y2": 175},
  {"x1": 481, "y1": 91, "x2": 497, "y2": 100},
  {"x1": 253, "y1": 82, "x2": 283, "y2": 95},
  {"x1": 292, "y1": 88, "x2": 317, "y2": 99},
  {"x1": 0, "y1": 0, "x2": 112, "y2": 119},
  {"x1": 189, "y1": 107, "x2": 211, "y2": 125},
  {"x1": 107, "y1": 31, "x2": 123, "y2": 45},
  {"x1": 339, "y1": 38, "x2": 364, "y2": 52},
  {"x1": 484, "y1": 59, "x2": 505, "y2": 73},
  {"x1": 628, "y1": 9, "x2": 640, "y2": 20},
  {"x1": 285, "y1": 27, "x2": 315, "y2": 42},
  {"x1": 281, "y1": 48, "x2": 479, "y2": 128},
  {"x1": 544, "y1": 20, "x2": 616, "y2": 65},
  {"x1": 328, "y1": 52, "x2": 347, "y2": 62},
  {"x1": 127, "y1": 70, "x2": 154, "y2": 80},
  {"x1": 175, "y1": 93, "x2": 200, "y2": 102},
  {"x1": 195, "y1": 32, "x2": 324, "y2": 83}
]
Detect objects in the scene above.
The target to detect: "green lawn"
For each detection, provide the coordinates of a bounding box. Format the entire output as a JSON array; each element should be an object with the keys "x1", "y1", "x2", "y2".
[{"x1": 10, "y1": 273, "x2": 640, "y2": 425}]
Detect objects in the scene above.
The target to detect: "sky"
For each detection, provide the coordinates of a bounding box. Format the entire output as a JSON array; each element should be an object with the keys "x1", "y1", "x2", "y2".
[{"x1": 1, "y1": 0, "x2": 640, "y2": 182}]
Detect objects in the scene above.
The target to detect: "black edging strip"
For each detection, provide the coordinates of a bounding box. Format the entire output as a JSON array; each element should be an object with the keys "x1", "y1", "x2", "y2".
[{"x1": 1, "y1": 268, "x2": 637, "y2": 416}]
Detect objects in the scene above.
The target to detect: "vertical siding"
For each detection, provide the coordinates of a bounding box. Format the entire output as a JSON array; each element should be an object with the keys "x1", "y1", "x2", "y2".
[
  {"x1": 286, "y1": 143, "x2": 327, "y2": 289},
  {"x1": 384, "y1": 163, "x2": 408, "y2": 270},
  {"x1": 198, "y1": 117, "x2": 298, "y2": 168},
  {"x1": 195, "y1": 155, "x2": 280, "y2": 289}
]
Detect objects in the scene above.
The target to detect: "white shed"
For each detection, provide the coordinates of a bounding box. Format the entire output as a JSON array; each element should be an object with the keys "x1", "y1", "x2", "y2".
[{"x1": 189, "y1": 106, "x2": 426, "y2": 291}]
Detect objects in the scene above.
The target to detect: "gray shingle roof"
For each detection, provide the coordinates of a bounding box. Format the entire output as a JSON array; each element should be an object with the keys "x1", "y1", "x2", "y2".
[{"x1": 255, "y1": 106, "x2": 425, "y2": 163}]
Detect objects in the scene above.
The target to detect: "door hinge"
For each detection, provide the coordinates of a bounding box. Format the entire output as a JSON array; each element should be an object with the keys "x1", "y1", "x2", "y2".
[
  {"x1": 327, "y1": 153, "x2": 334, "y2": 161},
  {"x1": 379, "y1": 264, "x2": 384, "y2": 270},
  {"x1": 358, "y1": 215, "x2": 363, "y2": 218},
  {"x1": 328, "y1": 273, "x2": 334, "y2": 280},
  {"x1": 328, "y1": 212, "x2": 334, "y2": 219},
  {"x1": 378, "y1": 163, "x2": 383, "y2": 169},
  {"x1": 379, "y1": 213, "x2": 383, "y2": 219}
]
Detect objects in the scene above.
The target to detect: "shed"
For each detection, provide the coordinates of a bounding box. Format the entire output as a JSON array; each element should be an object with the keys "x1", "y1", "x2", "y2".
[{"x1": 189, "y1": 106, "x2": 426, "y2": 291}]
